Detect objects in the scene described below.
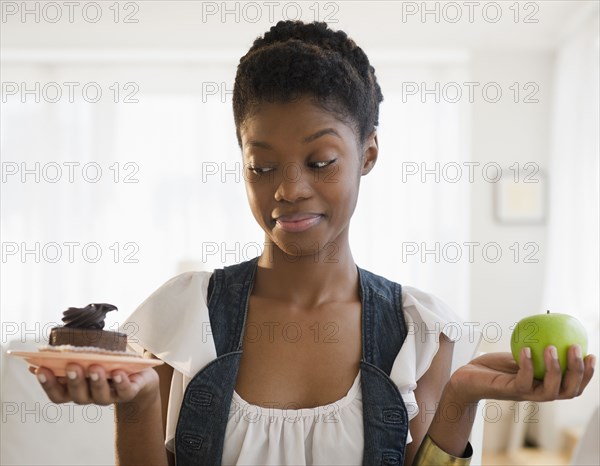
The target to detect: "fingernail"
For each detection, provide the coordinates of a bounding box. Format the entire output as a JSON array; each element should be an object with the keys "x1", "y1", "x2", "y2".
[
  {"x1": 113, "y1": 374, "x2": 122, "y2": 384},
  {"x1": 67, "y1": 371, "x2": 77, "y2": 380},
  {"x1": 37, "y1": 373, "x2": 47, "y2": 384},
  {"x1": 524, "y1": 347, "x2": 531, "y2": 359},
  {"x1": 89, "y1": 372, "x2": 99, "y2": 382},
  {"x1": 550, "y1": 346, "x2": 558, "y2": 359},
  {"x1": 574, "y1": 345, "x2": 582, "y2": 358}
]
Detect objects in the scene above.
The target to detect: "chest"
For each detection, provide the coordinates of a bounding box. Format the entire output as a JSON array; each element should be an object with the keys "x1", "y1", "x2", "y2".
[{"x1": 234, "y1": 295, "x2": 363, "y2": 409}]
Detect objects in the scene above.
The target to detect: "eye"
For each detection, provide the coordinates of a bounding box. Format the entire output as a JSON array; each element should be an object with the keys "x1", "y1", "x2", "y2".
[
  {"x1": 309, "y1": 159, "x2": 337, "y2": 169},
  {"x1": 247, "y1": 165, "x2": 275, "y2": 175}
]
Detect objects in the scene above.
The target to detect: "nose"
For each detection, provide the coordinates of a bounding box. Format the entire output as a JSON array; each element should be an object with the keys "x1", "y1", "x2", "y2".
[{"x1": 274, "y1": 162, "x2": 312, "y2": 203}]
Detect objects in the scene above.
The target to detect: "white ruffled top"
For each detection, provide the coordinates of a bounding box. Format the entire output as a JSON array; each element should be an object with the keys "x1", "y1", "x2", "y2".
[{"x1": 122, "y1": 271, "x2": 468, "y2": 466}]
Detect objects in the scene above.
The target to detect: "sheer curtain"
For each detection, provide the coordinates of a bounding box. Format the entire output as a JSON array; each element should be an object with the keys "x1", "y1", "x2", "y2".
[
  {"x1": 0, "y1": 53, "x2": 469, "y2": 464},
  {"x1": 1, "y1": 56, "x2": 471, "y2": 330},
  {"x1": 534, "y1": 9, "x2": 600, "y2": 452},
  {"x1": 1, "y1": 54, "x2": 470, "y2": 464}
]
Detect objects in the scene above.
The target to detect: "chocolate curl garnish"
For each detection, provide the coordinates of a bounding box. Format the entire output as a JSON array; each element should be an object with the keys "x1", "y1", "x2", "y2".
[{"x1": 62, "y1": 303, "x2": 118, "y2": 329}]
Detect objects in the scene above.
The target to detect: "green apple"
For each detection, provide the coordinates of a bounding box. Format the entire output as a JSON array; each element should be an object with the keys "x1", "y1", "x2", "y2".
[{"x1": 511, "y1": 311, "x2": 588, "y2": 380}]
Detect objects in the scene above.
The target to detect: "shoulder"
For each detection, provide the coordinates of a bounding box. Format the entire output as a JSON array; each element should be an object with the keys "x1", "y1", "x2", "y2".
[
  {"x1": 357, "y1": 267, "x2": 459, "y2": 332},
  {"x1": 389, "y1": 286, "x2": 462, "y2": 411},
  {"x1": 209, "y1": 257, "x2": 259, "y2": 287},
  {"x1": 395, "y1": 285, "x2": 482, "y2": 379},
  {"x1": 357, "y1": 266, "x2": 402, "y2": 307},
  {"x1": 149, "y1": 270, "x2": 213, "y2": 299},
  {"x1": 401, "y1": 285, "x2": 461, "y2": 335},
  {"x1": 130, "y1": 270, "x2": 213, "y2": 315},
  {"x1": 121, "y1": 270, "x2": 218, "y2": 376}
]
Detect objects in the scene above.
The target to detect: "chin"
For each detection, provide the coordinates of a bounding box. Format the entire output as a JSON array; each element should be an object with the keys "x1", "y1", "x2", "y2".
[{"x1": 268, "y1": 234, "x2": 337, "y2": 260}]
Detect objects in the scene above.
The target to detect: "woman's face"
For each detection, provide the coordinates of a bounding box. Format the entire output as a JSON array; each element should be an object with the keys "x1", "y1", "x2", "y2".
[{"x1": 240, "y1": 97, "x2": 378, "y2": 258}]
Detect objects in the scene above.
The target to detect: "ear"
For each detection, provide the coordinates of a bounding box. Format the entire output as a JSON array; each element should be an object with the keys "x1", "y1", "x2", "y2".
[{"x1": 360, "y1": 130, "x2": 378, "y2": 176}]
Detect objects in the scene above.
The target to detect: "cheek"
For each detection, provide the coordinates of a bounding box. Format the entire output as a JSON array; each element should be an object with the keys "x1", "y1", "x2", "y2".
[
  {"x1": 244, "y1": 183, "x2": 272, "y2": 223},
  {"x1": 322, "y1": 173, "x2": 360, "y2": 217}
]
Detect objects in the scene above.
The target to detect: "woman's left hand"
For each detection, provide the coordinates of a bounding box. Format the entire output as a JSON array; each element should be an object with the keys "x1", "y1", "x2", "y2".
[{"x1": 449, "y1": 345, "x2": 596, "y2": 403}]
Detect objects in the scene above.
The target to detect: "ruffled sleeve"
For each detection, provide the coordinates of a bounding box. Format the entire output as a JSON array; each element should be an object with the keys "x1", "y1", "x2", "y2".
[
  {"x1": 390, "y1": 286, "x2": 482, "y2": 445},
  {"x1": 119, "y1": 271, "x2": 217, "y2": 452}
]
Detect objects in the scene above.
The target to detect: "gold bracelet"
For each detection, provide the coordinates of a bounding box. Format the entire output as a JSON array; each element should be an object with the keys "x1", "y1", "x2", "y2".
[{"x1": 412, "y1": 434, "x2": 473, "y2": 466}]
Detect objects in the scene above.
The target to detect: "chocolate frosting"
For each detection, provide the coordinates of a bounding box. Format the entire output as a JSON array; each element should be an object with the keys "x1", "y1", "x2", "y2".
[{"x1": 62, "y1": 303, "x2": 118, "y2": 329}]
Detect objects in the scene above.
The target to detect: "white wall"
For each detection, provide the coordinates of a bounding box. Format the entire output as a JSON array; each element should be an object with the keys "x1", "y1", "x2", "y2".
[{"x1": 470, "y1": 49, "x2": 553, "y2": 351}]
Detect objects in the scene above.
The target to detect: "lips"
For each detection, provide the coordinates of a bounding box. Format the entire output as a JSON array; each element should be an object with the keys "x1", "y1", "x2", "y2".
[{"x1": 273, "y1": 213, "x2": 324, "y2": 233}]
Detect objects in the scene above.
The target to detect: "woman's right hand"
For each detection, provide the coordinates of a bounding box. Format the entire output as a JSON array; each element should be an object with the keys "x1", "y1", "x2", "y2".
[
  {"x1": 31, "y1": 363, "x2": 160, "y2": 408},
  {"x1": 32, "y1": 360, "x2": 173, "y2": 465}
]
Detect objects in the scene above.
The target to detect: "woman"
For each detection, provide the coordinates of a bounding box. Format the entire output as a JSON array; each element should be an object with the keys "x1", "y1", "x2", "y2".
[{"x1": 34, "y1": 20, "x2": 595, "y2": 466}]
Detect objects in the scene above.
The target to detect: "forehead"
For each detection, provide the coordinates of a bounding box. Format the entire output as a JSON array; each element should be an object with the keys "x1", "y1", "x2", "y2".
[{"x1": 240, "y1": 98, "x2": 357, "y2": 146}]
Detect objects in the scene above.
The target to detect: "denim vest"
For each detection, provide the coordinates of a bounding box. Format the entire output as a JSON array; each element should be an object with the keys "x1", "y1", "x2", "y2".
[{"x1": 175, "y1": 256, "x2": 409, "y2": 465}]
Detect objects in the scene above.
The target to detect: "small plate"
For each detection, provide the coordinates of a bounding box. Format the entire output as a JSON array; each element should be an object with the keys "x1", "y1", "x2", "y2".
[{"x1": 7, "y1": 350, "x2": 163, "y2": 377}]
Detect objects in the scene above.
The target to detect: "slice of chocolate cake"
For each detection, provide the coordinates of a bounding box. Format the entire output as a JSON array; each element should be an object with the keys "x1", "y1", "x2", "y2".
[{"x1": 45, "y1": 303, "x2": 130, "y2": 354}]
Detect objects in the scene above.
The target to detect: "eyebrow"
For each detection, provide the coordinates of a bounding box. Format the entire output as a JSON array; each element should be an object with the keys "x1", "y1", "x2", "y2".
[
  {"x1": 303, "y1": 128, "x2": 342, "y2": 144},
  {"x1": 246, "y1": 128, "x2": 342, "y2": 150}
]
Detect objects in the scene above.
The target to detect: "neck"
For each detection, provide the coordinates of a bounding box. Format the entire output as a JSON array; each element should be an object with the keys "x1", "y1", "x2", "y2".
[{"x1": 255, "y1": 232, "x2": 359, "y2": 309}]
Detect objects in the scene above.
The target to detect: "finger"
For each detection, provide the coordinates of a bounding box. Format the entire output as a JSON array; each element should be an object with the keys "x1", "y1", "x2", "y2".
[
  {"x1": 112, "y1": 368, "x2": 160, "y2": 403},
  {"x1": 34, "y1": 367, "x2": 71, "y2": 404},
  {"x1": 110, "y1": 370, "x2": 142, "y2": 401},
  {"x1": 56, "y1": 376, "x2": 68, "y2": 386},
  {"x1": 128, "y1": 370, "x2": 154, "y2": 396},
  {"x1": 576, "y1": 354, "x2": 597, "y2": 394},
  {"x1": 64, "y1": 364, "x2": 92, "y2": 404},
  {"x1": 560, "y1": 345, "x2": 584, "y2": 398},
  {"x1": 514, "y1": 347, "x2": 535, "y2": 394},
  {"x1": 87, "y1": 365, "x2": 113, "y2": 405},
  {"x1": 542, "y1": 346, "x2": 562, "y2": 400}
]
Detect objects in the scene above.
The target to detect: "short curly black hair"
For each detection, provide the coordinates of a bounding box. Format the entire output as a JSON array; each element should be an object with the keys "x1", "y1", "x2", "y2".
[{"x1": 233, "y1": 20, "x2": 384, "y2": 150}]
